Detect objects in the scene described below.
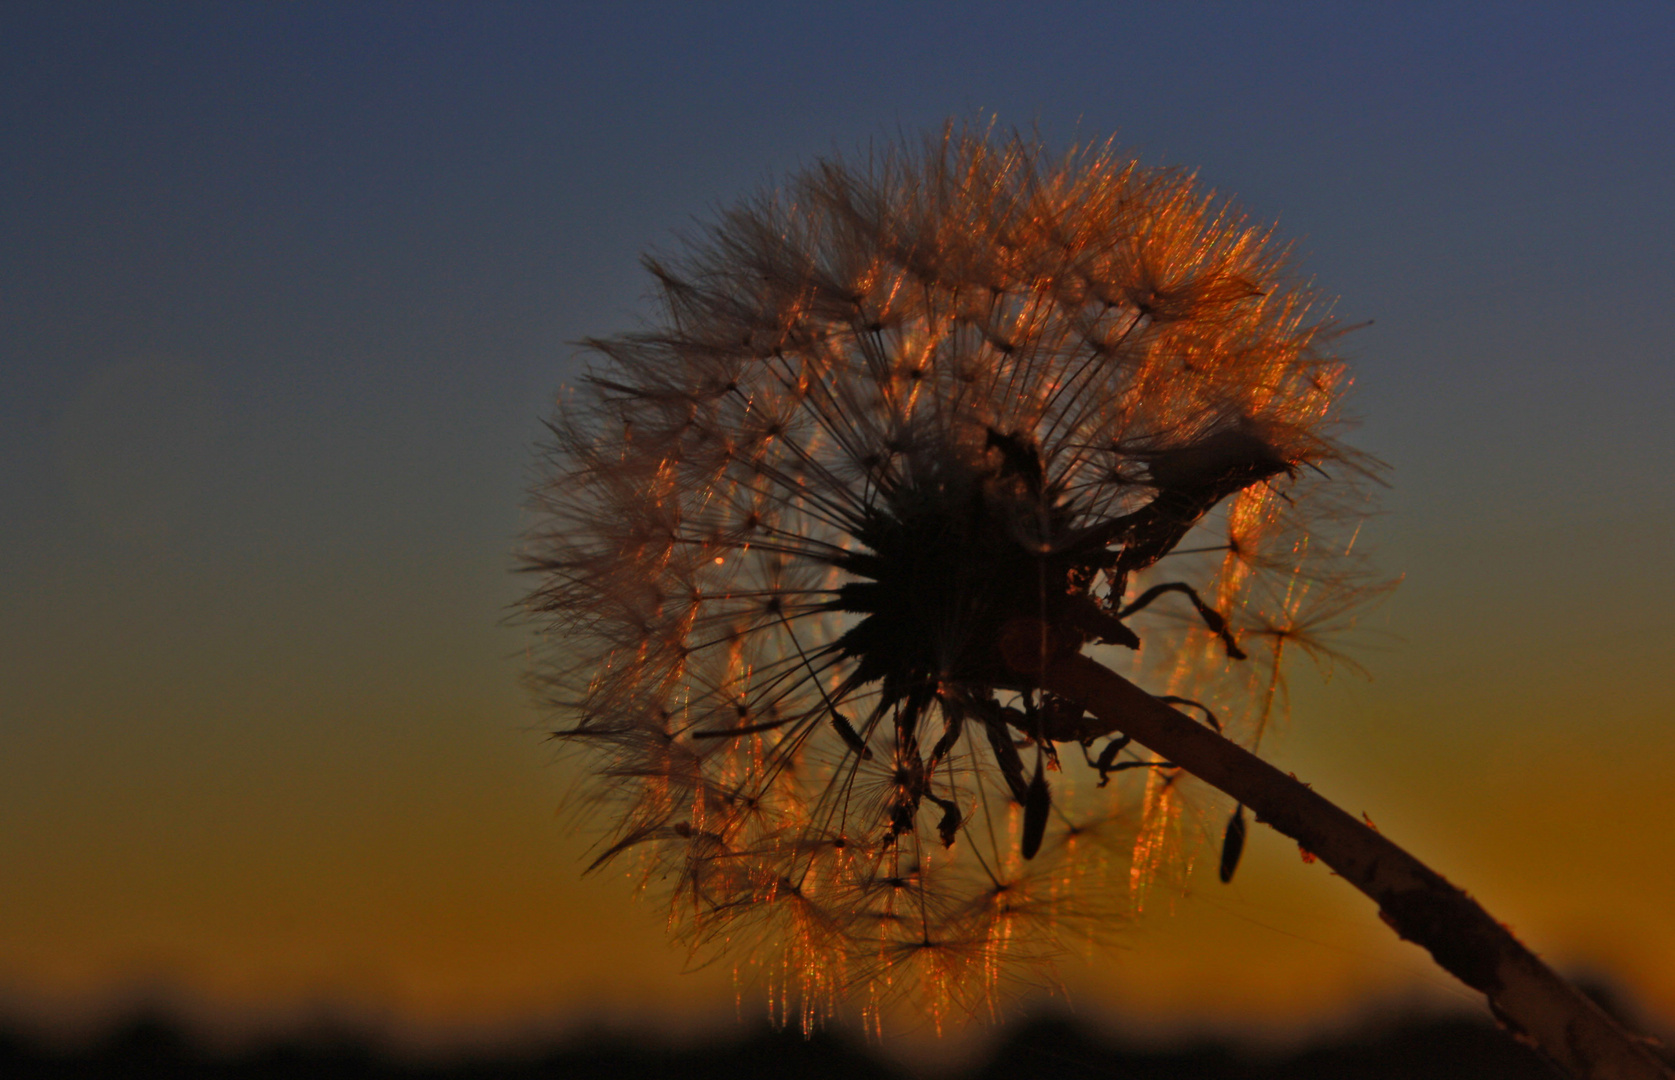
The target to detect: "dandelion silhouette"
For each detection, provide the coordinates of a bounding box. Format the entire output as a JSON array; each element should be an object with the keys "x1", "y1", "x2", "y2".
[{"x1": 524, "y1": 126, "x2": 1670, "y2": 1079}]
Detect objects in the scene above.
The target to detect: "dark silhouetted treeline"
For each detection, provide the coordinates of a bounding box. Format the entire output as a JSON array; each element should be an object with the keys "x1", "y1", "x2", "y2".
[{"x1": 11, "y1": 1005, "x2": 1651, "y2": 1079}]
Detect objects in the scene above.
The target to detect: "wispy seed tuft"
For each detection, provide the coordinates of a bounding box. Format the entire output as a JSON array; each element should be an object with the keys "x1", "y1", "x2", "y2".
[{"x1": 523, "y1": 123, "x2": 1379, "y2": 1028}]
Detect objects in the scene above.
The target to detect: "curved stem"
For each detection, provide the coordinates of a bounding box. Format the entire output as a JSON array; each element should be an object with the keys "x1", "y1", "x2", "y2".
[{"x1": 1040, "y1": 651, "x2": 1672, "y2": 1080}]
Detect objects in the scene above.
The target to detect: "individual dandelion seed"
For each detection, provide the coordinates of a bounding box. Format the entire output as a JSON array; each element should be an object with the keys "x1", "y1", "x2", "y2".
[{"x1": 522, "y1": 124, "x2": 1673, "y2": 1079}]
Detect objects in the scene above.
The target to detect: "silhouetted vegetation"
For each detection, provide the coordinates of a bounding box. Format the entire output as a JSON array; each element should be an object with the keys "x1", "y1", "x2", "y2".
[{"x1": 10, "y1": 1005, "x2": 1652, "y2": 1079}]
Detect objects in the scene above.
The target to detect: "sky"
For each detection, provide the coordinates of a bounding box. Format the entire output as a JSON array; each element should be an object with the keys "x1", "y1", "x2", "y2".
[{"x1": 2, "y1": 0, "x2": 1672, "y2": 1058}]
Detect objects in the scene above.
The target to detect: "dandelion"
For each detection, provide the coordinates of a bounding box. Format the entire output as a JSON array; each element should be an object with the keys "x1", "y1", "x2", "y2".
[
  {"x1": 524, "y1": 125, "x2": 1670, "y2": 1078},
  {"x1": 525, "y1": 124, "x2": 1350, "y2": 1013}
]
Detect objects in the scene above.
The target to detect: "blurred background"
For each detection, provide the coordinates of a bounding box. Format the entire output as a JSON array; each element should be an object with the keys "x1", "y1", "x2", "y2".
[{"x1": 3, "y1": 1, "x2": 1671, "y2": 1071}]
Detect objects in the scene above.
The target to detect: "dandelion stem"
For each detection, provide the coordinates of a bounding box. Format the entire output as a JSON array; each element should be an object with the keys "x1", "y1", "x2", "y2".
[{"x1": 1040, "y1": 651, "x2": 1673, "y2": 1080}]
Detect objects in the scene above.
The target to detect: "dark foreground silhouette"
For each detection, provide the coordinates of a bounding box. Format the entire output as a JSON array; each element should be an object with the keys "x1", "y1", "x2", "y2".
[{"x1": 15, "y1": 1002, "x2": 1669, "y2": 1080}]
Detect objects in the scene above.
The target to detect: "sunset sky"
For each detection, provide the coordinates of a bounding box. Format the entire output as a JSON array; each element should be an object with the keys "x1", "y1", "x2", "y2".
[{"x1": 3, "y1": 1, "x2": 1672, "y2": 1058}]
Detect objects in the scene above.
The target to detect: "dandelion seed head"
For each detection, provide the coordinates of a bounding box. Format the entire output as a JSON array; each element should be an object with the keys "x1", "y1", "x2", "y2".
[{"x1": 525, "y1": 123, "x2": 1379, "y2": 1027}]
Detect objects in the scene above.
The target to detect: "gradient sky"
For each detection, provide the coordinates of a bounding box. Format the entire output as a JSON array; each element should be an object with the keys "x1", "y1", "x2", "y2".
[{"x1": 3, "y1": 0, "x2": 1672, "y2": 1057}]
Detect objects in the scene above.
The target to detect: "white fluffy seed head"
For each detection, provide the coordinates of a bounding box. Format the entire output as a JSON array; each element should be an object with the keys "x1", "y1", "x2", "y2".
[{"x1": 524, "y1": 123, "x2": 1381, "y2": 1029}]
